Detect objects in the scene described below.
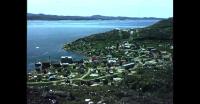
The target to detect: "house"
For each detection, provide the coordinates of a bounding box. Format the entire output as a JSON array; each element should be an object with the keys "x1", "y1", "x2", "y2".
[
  {"x1": 161, "y1": 51, "x2": 167, "y2": 55},
  {"x1": 114, "y1": 28, "x2": 120, "y2": 30},
  {"x1": 48, "y1": 72, "x2": 57, "y2": 81},
  {"x1": 35, "y1": 62, "x2": 42, "y2": 72},
  {"x1": 113, "y1": 78, "x2": 122, "y2": 82},
  {"x1": 122, "y1": 63, "x2": 135, "y2": 70},
  {"x1": 144, "y1": 60, "x2": 157, "y2": 66},
  {"x1": 140, "y1": 48, "x2": 146, "y2": 51},
  {"x1": 34, "y1": 61, "x2": 50, "y2": 74},
  {"x1": 107, "y1": 58, "x2": 118, "y2": 66},
  {"x1": 107, "y1": 59, "x2": 117, "y2": 64},
  {"x1": 60, "y1": 56, "x2": 73, "y2": 66},
  {"x1": 90, "y1": 83, "x2": 100, "y2": 87},
  {"x1": 109, "y1": 70, "x2": 114, "y2": 74},
  {"x1": 35, "y1": 61, "x2": 50, "y2": 73},
  {"x1": 48, "y1": 75, "x2": 57, "y2": 81},
  {"x1": 90, "y1": 74, "x2": 99, "y2": 77},
  {"x1": 124, "y1": 43, "x2": 132, "y2": 49},
  {"x1": 130, "y1": 31, "x2": 134, "y2": 35},
  {"x1": 121, "y1": 41, "x2": 132, "y2": 49},
  {"x1": 105, "y1": 46, "x2": 115, "y2": 50}
]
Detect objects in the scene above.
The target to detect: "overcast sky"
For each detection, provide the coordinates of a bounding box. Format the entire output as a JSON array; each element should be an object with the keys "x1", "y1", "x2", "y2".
[{"x1": 28, "y1": 0, "x2": 173, "y2": 18}]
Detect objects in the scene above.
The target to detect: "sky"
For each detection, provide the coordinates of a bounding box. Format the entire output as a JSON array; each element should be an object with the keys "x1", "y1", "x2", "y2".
[{"x1": 28, "y1": 0, "x2": 173, "y2": 18}]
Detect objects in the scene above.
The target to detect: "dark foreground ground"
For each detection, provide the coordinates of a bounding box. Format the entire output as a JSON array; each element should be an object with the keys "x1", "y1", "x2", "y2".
[{"x1": 27, "y1": 75, "x2": 173, "y2": 104}]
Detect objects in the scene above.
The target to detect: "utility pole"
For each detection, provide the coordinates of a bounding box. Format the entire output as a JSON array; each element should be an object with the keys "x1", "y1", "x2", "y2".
[{"x1": 49, "y1": 56, "x2": 51, "y2": 65}]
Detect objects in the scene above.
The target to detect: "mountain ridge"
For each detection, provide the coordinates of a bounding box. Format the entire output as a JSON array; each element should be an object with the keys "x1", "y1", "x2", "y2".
[{"x1": 27, "y1": 13, "x2": 165, "y2": 20}]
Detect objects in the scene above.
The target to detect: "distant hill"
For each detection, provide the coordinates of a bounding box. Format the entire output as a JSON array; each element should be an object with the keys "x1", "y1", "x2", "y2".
[
  {"x1": 72, "y1": 17, "x2": 173, "y2": 43},
  {"x1": 64, "y1": 17, "x2": 173, "y2": 53},
  {"x1": 27, "y1": 13, "x2": 164, "y2": 20},
  {"x1": 136, "y1": 17, "x2": 173, "y2": 40}
]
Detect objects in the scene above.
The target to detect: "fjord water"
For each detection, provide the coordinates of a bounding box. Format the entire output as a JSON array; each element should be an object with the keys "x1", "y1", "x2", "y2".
[{"x1": 27, "y1": 20, "x2": 160, "y2": 71}]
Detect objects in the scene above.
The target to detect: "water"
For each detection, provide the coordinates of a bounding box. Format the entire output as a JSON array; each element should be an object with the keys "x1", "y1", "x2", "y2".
[{"x1": 27, "y1": 20, "x2": 160, "y2": 71}]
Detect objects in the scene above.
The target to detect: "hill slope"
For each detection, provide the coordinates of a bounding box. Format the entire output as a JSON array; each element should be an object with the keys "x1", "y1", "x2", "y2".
[
  {"x1": 136, "y1": 17, "x2": 173, "y2": 40},
  {"x1": 71, "y1": 17, "x2": 173, "y2": 44},
  {"x1": 63, "y1": 17, "x2": 173, "y2": 55}
]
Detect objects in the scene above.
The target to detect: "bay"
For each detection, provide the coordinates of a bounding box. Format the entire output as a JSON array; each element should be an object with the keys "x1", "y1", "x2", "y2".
[{"x1": 27, "y1": 20, "x2": 160, "y2": 71}]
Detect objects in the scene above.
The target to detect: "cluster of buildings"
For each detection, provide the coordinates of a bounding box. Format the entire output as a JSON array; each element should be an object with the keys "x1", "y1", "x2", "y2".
[
  {"x1": 28, "y1": 38, "x2": 172, "y2": 88},
  {"x1": 28, "y1": 56, "x2": 83, "y2": 81},
  {"x1": 34, "y1": 56, "x2": 73, "y2": 73}
]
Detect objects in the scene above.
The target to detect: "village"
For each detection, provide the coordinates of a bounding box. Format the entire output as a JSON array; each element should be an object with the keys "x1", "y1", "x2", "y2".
[{"x1": 27, "y1": 36, "x2": 172, "y2": 88}]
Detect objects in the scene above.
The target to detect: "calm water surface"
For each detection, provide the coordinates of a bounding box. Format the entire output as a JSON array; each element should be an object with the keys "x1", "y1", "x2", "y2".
[{"x1": 27, "y1": 20, "x2": 160, "y2": 71}]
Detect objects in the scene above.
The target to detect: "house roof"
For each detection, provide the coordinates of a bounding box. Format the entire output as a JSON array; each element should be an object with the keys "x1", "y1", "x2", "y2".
[
  {"x1": 35, "y1": 62, "x2": 42, "y2": 64},
  {"x1": 122, "y1": 63, "x2": 135, "y2": 67},
  {"x1": 61, "y1": 56, "x2": 72, "y2": 59}
]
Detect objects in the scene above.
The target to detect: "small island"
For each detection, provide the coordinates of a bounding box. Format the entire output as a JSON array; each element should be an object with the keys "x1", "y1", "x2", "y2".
[{"x1": 27, "y1": 18, "x2": 173, "y2": 104}]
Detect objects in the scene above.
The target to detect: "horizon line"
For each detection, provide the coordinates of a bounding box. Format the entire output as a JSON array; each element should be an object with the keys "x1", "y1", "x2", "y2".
[{"x1": 28, "y1": 13, "x2": 170, "y2": 19}]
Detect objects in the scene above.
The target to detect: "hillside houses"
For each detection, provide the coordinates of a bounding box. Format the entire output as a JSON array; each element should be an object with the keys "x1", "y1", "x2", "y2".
[{"x1": 30, "y1": 38, "x2": 172, "y2": 89}]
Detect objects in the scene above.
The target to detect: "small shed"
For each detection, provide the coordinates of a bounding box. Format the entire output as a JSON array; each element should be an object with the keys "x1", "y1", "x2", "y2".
[{"x1": 35, "y1": 62, "x2": 42, "y2": 72}]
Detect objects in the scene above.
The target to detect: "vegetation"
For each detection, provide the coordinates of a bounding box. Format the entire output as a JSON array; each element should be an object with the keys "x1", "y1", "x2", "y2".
[
  {"x1": 135, "y1": 18, "x2": 173, "y2": 40},
  {"x1": 63, "y1": 18, "x2": 173, "y2": 56}
]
